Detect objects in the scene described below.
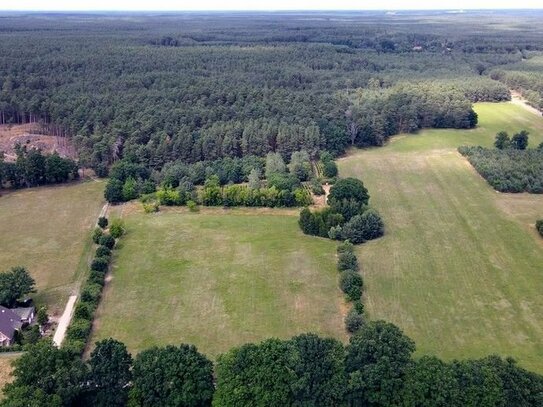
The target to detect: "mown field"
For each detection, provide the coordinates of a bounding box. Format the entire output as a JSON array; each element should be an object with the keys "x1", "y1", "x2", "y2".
[
  {"x1": 91, "y1": 208, "x2": 346, "y2": 357},
  {"x1": 339, "y1": 102, "x2": 543, "y2": 372},
  {"x1": 0, "y1": 181, "x2": 105, "y2": 314},
  {"x1": 0, "y1": 355, "x2": 17, "y2": 400}
]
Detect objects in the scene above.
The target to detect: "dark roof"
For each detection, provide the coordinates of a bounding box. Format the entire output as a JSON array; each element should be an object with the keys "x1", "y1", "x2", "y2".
[
  {"x1": 12, "y1": 306, "x2": 34, "y2": 321},
  {"x1": 0, "y1": 306, "x2": 22, "y2": 340}
]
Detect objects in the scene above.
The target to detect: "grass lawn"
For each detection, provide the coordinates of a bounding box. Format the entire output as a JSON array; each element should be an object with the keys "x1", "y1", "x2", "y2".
[
  {"x1": 91, "y1": 208, "x2": 346, "y2": 357},
  {"x1": 339, "y1": 102, "x2": 543, "y2": 372},
  {"x1": 0, "y1": 181, "x2": 105, "y2": 314},
  {"x1": 0, "y1": 354, "x2": 18, "y2": 399}
]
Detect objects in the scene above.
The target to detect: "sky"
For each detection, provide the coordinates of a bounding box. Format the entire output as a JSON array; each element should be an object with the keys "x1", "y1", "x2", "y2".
[{"x1": 2, "y1": 0, "x2": 542, "y2": 11}]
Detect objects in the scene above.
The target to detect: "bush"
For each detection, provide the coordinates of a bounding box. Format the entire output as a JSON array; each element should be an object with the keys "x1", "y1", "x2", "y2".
[
  {"x1": 92, "y1": 227, "x2": 103, "y2": 244},
  {"x1": 294, "y1": 188, "x2": 313, "y2": 206},
  {"x1": 310, "y1": 179, "x2": 325, "y2": 195},
  {"x1": 98, "y1": 235, "x2": 116, "y2": 250},
  {"x1": 328, "y1": 225, "x2": 343, "y2": 240},
  {"x1": 352, "y1": 300, "x2": 364, "y2": 314},
  {"x1": 88, "y1": 269, "x2": 106, "y2": 286},
  {"x1": 345, "y1": 308, "x2": 364, "y2": 333},
  {"x1": 95, "y1": 246, "x2": 111, "y2": 258},
  {"x1": 90, "y1": 257, "x2": 109, "y2": 273},
  {"x1": 187, "y1": 200, "x2": 199, "y2": 212},
  {"x1": 109, "y1": 218, "x2": 125, "y2": 239},
  {"x1": 536, "y1": 220, "x2": 543, "y2": 237},
  {"x1": 142, "y1": 201, "x2": 160, "y2": 213},
  {"x1": 157, "y1": 186, "x2": 184, "y2": 206},
  {"x1": 323, "y1": 160, "x2": 338, "y2": 178},
  {"x1": 337, "y1": 251, "x2": 359, "y2": 272},
  {"x1": 74, "y1": 302, "x2": 93, "y2": 319},
  {"x1": 66, "y1": 318, "x2": 92, "y2": 342},
  {"x1": 340, "y1": 271, "x2": 363, "y2": 301},
  {"x1": 81, "y1": 283, "x2": 103, "y2": 305},
  {"x1": 97, "y1": 217, "x2": 108, "y2": 229},
  {"x1": 337, "y1": 240, "x2": 354, "y2": 255},
  {"x1": 341, "y1": 210, "x2": 384, "y2": 244}
]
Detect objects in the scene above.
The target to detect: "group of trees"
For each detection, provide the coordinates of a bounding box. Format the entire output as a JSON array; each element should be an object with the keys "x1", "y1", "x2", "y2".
[
  {"x1": 0, "y1": 147, "x2": 78, "y2": 190},
  {"x1": 105, "y1": 151, "x2": 318, "y2": 208},
  {"x1": 459, "y1": 134, "x2": 543, "y2": 193},
  {"x1": 62, "y1": 217, "x2": 124, "y2": 354},
  {"x1": 3, "y1": 321, "x2": 543, "y2": 406},
  {"x1": 299, "y1": 177, "x2": 384, "y2": 244},
  {"x1": 336, "y1": 241, "x2": 365, "y2": 333}
]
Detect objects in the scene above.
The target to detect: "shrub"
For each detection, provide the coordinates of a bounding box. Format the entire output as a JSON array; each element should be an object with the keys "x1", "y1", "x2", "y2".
[
  {"x1": 337, "y1": 240, "x2": 354, "y2": 255},
  {"x1": 104, "y1": 178, "x2": 124, "y2": 203},
  {"x1": 340, "y1": 271, "x2": 363, "y2": 301},
  {"x1": 88, "y1": 270, "x2": 106, "y2": 286},
  {"x1": 81, "y1": 283, "x2": 103, "y2": 305},
  {"x1": 323, "y1": 160, "x2": 338, "y2": 178},
  {"x1": 143, "y1": 201, "x2": 159, "y2": 213},
  {"x1": 66, "y1": 318, "x2": 92, "y2": 342},
  {"x1": 345, "y1": 308, "x2": 364, "y2": 333},
  {"x1": 536, "y1": 220, "x2": 543, "y2": 237},
  {"x1": 337, "y1": 251, "x2": 359, "y2": 272},
  {"x1": 294, "y1": 188, "x2": 313, "y2": 206},
  {"x1": 157, "y1": 186, "x2": 183, "y2": 206},
  {"x1": 99, "y1": 235, "x2": 116, "y2": 250},
  {"x1": 95, "y1": 246, "x2": 111, "y2": 258},
  {"x1": 109, "y1": 218, "x2": 125, "y2": 239},
  {"x1": 310, "y1": 179, "x2": 325, "y2": 195},
  {"x1": 91, "y1": 257, "x2": 109, "y2": 273},
  {"x1": 352, "y1": 300, "x2": 365, "y2": 314},
  {"x1": 92, "y1": 227, "x2": 103, "y2": 244},
  {"x1": 74, "y1": 302, "x2": 93, "y2": 319},
  {"x1": 187, "y1": 200, "x2": 199, "y2": 212},
  {"x1": 97, "y1": 217, "x2": 108, "y2": 229},
  {"x1": 328, "y1": 225, "x2": 343, "y2": 240}
]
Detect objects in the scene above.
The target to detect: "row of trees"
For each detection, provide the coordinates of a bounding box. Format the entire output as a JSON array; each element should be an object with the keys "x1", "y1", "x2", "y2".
[
  {"x1": 459, "y1": 144, "x2": 543, "y2": 193},
  {"x1": 62, "y1": 217, "x2": 124, "y2": 354},
  {"x1": 0, "y1": 147, "x2": 78, "y2": 189},
  {"x1": 3, "y1": 321, "x2": 543, "y2": 406},
  {"x1": 336, "y1": 242, "x2": 365, "y2": 334},
  {"x1": 299, "y1": 177, "x2": 384, "y2": 244}
]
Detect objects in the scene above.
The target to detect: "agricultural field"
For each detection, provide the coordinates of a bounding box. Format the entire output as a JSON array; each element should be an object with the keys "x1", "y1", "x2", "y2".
[
  {"x1": 91, "y1": 208, "x2": 346, "y2": 357},
  {"x1": 0, "y1": 181, "x2": 105, "y2": 314},
  {"x1": 339, "y1": 102, "x2": 543, "y2": 372}
]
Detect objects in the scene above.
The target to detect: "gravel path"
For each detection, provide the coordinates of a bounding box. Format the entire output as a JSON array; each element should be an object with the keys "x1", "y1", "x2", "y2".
[{"x1": 52, "y1": 295, "x2": 77, "y2": 347}]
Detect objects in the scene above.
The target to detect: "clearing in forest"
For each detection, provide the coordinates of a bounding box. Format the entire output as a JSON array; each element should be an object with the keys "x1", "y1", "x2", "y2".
[
  {"x1": 90, "y1": 208, "x2": 346, "y2": 357},
  {"x1": 0, "y1": 181, "x2": 105, "y2": 315},
  {"x1": 339, "y1": 102, "x2": 543, "y2": 373}
]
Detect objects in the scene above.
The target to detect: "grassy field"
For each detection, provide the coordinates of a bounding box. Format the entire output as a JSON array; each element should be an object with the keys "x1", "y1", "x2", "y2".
[
  {"x1": 91, "y1": 208, "x2": 346, "y2": 357},
  {"x1": 0, "y1": 354, "x2": 18, "y2": 399},
  {"x1": 339, "y1": 102, "x2": 543, "y2": 372},
  {"x1": 0, "y1": 181, "x2": 105, "y2": 314}
]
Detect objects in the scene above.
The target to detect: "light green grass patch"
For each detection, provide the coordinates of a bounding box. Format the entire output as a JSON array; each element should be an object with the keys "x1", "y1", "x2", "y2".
[
  {"x1": 0, "y1": 181, "x2": 105, "y2": 313},
  {"x1": 91, "y1": 209, "x2": 346, "y2": 357},
  {"x1": 339, "y1": 102, "x2": 543, "y2": 372}
]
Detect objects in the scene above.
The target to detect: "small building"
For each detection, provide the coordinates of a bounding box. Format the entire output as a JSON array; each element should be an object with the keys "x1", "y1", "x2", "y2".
[
  {"x1": 0, "y1": 306, "x2": 23, "y2": 347},
  {"x1": 13, "y1": 306, "x2": 35, "y2": 325}
]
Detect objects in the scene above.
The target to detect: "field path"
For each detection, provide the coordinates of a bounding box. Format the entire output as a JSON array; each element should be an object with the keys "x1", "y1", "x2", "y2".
[
  {"x1": 510, "y1": 90, "x2": 542, "y2": 116},
  {"x1": 52, "y1": 202, "x2": 109, "y2": 347},
  {"x1": 53, "y1": 295, "x2": 77, "y2": 347}
]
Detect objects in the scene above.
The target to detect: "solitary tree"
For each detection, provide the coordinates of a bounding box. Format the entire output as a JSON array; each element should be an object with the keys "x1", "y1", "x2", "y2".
[
  {"x1": 0, "y1": 266, "x2": 36, "y2": 307},
  {"x1": 494, "y1": 131, "x2": 510, "y2": 150},
  {"x1": 511, "y1": 130, "x2": 529, "y2": 150}
]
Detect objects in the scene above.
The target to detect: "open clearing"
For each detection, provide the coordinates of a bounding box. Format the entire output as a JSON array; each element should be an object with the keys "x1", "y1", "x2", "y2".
[
  {"x1": 0, "y1": 181, "x2": 105, "y2": 314},
  {"x1": 339, "y1": 102, "x2": 543, "y2": 372},
  {"x1": 91, "y1": 208, "x2": 346, "y2": 357}
]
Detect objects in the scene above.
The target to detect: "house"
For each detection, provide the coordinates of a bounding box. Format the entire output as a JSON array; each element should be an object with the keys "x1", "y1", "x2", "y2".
[
  {"x1": 0, "y1": 306, "x2": 22, "y2": 347},
  {"x1": 13, "y1": 306, "x2": 35, "y2": 325}
]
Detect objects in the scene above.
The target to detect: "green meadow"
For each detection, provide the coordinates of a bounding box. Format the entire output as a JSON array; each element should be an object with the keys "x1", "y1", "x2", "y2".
[{"x1": 339, "y1": 102, "x2": 543, "y2": 372}]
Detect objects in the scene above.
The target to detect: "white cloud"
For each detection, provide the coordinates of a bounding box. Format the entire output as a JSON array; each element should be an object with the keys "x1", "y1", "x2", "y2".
[{"x1": 2, "y1": 0, "x2": 542, "y2": 11}]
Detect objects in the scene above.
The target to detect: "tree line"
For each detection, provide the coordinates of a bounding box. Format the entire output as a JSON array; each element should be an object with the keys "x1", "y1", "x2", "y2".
[
  {"x1": 2, "y1": 321, "x2": 543, "y2": 407},
  {"x1": 0, "y1": 146, "x2": 78, "y2": 190}
]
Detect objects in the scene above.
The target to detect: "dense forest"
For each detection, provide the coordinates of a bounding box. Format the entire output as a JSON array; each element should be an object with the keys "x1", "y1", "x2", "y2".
[{"x1": 1, "y1": 11, "x2": 542, "y2": 175}]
